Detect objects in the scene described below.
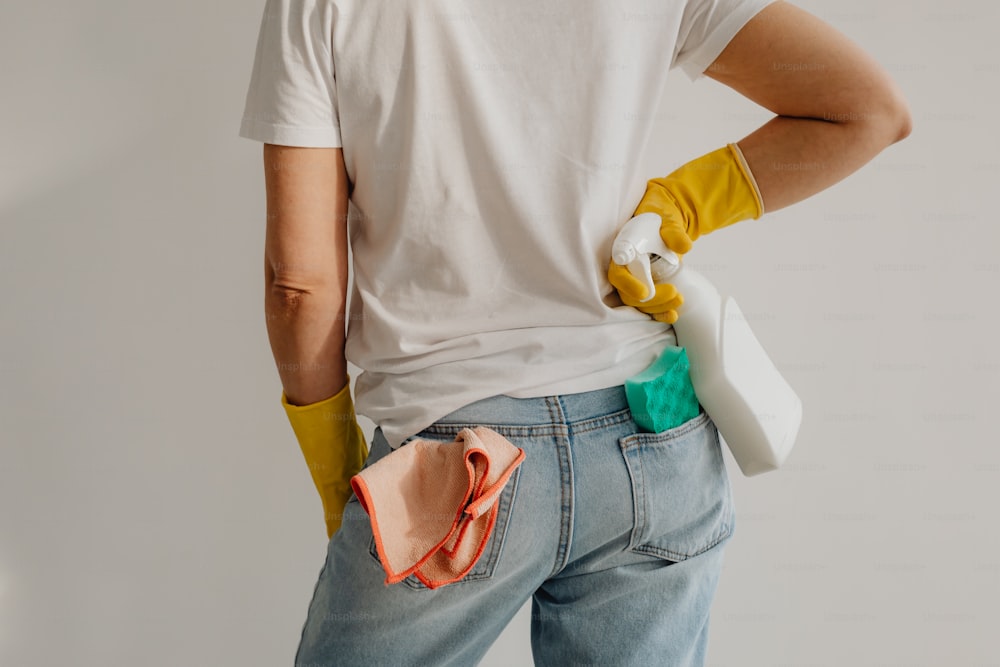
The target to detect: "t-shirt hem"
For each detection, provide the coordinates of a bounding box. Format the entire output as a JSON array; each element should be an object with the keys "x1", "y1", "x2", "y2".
[
  {"x1": 238, "y1": 117, "x2": 343, "y2": 148},
  {"x1": 366, "y1": 330, "x2": 677, "y2": 449}
]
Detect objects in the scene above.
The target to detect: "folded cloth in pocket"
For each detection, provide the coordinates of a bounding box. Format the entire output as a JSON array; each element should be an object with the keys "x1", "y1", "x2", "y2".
[{"x1": 350, "y1": 426, "x2": 525, "y2": 589}]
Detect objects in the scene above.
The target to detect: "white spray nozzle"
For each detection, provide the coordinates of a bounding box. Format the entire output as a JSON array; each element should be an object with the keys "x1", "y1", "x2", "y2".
[{"x1": 611, "y1": 212, "x2": 680, "y2": 302}]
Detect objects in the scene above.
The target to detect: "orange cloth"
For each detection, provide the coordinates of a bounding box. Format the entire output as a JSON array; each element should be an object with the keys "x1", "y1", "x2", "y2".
[{"x1": 350, "y1": 427, "x2": 526, "y2": 589}]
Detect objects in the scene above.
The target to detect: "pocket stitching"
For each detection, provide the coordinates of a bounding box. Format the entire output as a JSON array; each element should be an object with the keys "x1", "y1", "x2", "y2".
[
  {"x1": 618, "y1": 412, "x2": 733, "y2": 562},
  {"x1": 629, "y1": 512, "x2": 733, "y2": 562},
  {"x1": 620, "y1": 409, "x2": 710, "y2": 448}
]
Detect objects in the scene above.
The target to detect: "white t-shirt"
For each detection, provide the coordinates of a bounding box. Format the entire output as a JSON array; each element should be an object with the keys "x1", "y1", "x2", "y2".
[{"x1": 240, "y1": 0, "x2": 777, "y2": 448}]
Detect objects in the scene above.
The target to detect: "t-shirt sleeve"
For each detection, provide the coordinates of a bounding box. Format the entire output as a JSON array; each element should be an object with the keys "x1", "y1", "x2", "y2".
[
  {"x1": 672, "y1": 0, "x2": 781, "y2": 82},
  {"x1": 238, "y1": 0, "x2": 342, "y2": 147}
]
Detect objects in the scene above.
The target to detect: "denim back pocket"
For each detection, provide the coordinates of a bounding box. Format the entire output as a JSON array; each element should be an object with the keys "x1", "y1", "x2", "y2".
[
  {"x1": 365, "y1": 432, "x2": 523, "y2": 591},
  {"x1": 618, "y1": 409, "x2": 735, "y2": 563}
]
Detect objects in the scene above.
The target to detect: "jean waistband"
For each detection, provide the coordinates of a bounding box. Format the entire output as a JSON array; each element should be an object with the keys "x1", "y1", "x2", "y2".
[{"x1": 426, "y1": 384, "x2": 632, "y2": 428}]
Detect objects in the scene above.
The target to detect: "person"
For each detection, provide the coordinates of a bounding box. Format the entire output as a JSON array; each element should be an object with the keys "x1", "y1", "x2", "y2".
[{"x1": 238, "y1": 0, "x2": 911, "y2": 664}]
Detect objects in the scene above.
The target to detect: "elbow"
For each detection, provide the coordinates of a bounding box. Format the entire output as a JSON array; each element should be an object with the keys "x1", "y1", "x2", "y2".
[
  {"x1": 268, "y1": 271, "x2": 346, "y2": 307},
  {"x1": 267, "y1": 281, "x2": 315, "y2": 317},
  {"x1": 893, "y1": 105, "x2": 913, "y2": 144},
  {"x1": 270, "y1": 277, "x2": 319, "y2": 297},
  {"x1": 880, "y1": 79, "x2": 914, "y2": 145},
  {"x1": 842, "y1": 95, "x2": 913, "y2": 149},
  {"x1": 266, "y1": 279, "x2": 345, "y2": 325},
  {"x1": 885, "y1": 95, "x2": 913, "y2": 145},
  {"x1": 836, "y1": 76, "x2": 913, "y2": 147},
  {"x1": 267, "y1": 261, "x2": 344, "y2": 297}
]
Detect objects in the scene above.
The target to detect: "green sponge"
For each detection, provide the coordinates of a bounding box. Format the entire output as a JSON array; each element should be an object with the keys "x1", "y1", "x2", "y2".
[{"x1": 625, "y1": 346, "x2": 701, "y2": 432}]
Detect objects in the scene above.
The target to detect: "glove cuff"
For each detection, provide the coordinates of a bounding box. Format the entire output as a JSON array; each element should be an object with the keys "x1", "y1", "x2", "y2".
[
  {"x1": 653, "y1": 143, "x2": 765, "y2": 239},
  {"x1": 281, "y1": 375, "x2": 370, "y2": 538},
  {"x1": 281, "y1": 375, "x2": 367, "y2": 467},
  {"x1": 282, "y1": 376, "x2": 353, "y2": 434},
  {"x1": 726, "y1": 142, "x2": 765, "y2": 219},
  {"x1": 281, "y1": 374, "x2": 352, "y2": 414}
]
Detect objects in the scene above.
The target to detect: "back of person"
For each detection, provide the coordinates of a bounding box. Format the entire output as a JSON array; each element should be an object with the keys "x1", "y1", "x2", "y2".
[
  {"x1": 240, "y1": 1, "x2": 911, "y2": 664},
  {"x1": 241, "y1": 0, "x2": 773, "y2": 448}
]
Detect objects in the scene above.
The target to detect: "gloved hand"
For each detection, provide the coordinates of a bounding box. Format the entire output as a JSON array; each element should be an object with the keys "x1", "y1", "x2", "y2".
[
  {"x1": 609, "y1": 142, "x2": 765, "y2": 323},
  {"x1": 282, "y1": 375, "x2": 369, "y2": 539}
]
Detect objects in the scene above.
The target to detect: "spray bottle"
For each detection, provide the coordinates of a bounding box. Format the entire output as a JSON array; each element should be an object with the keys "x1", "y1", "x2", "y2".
[{"x1": 612, "y1": 212, "x2": 802, "y2": 476}]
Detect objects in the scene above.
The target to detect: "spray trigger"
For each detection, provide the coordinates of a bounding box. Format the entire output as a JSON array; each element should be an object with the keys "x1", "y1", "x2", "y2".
[
  {"x1": 628, "y1": 254, "x2": 655, "y2": 302},
  {"x1": 611, "y1": 212, "x2": 677, "y2": 303}
]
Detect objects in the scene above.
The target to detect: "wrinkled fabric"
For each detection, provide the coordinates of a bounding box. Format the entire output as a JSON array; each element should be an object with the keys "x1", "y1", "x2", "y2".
[
  {"x1": 238, "y1": 0, "x2": 781, "y2": 450},
  {"x1": 350, "y1": 427, "x2": 526, "y2": 589}
]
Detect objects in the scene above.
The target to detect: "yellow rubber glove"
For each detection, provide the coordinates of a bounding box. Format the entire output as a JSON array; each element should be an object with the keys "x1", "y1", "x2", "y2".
[
  {"x1": 609, "y1": 143, "x2": 765, "y2": 323},
  {"x1": 281, "y1": 375, "x2": 369, "y2": 539}
]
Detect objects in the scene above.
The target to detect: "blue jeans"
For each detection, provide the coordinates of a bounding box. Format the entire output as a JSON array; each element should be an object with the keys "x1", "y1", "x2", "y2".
[{"x1": 295, "y1": 385, "x2": 736, "y2": 666}]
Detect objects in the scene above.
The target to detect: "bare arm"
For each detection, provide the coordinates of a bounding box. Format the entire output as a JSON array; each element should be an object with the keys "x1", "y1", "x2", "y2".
[
  {"x1": 262, "y1": 144, "x2": 350, "y2": 406},
  {"x1": 705, "y1": 0, "x2": 913, "y2": 213}
]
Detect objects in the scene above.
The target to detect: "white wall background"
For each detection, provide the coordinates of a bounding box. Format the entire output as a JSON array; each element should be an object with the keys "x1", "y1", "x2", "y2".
[{"x1": 1, "y1": 1, "x2": 997, "y2": 665}]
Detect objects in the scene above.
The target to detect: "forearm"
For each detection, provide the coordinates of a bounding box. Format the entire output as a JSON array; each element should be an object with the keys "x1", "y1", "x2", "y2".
[
  {"x1": 265, "y1": 281, "x2": 348, "y2": 407},
  {"x1": 735, "y1": 113, "x2": 909, "y2": 214},
  {"x1": 267, "y1": 268, "x2": 364, "y2": 542},
  {"x1": 261, "y1": 144, "x2": 351, "y2": 407},
  {"x1": 696, "y1": 1, "x2": 912, "y2": 216}
]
